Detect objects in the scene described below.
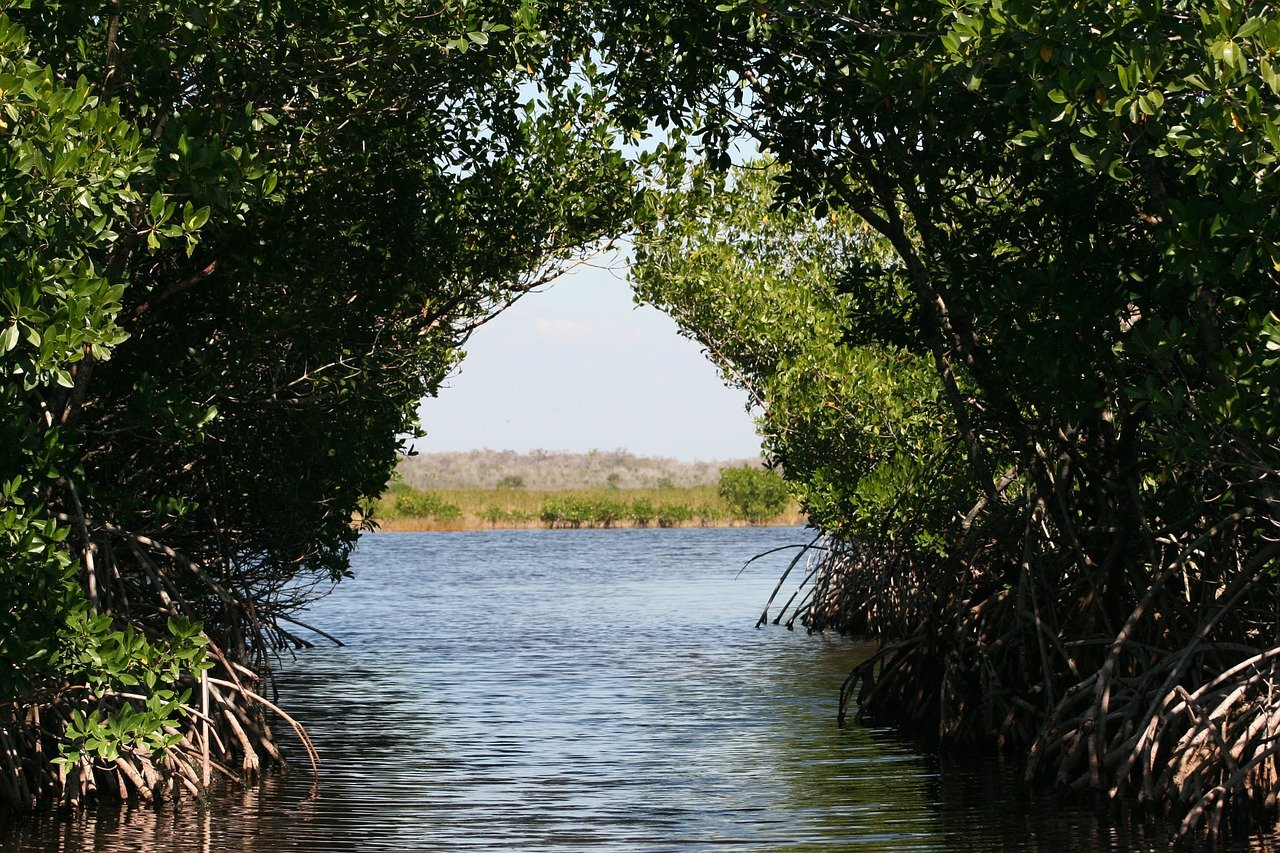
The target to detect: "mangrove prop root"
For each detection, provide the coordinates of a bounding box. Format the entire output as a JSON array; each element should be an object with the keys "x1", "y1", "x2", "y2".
[
  {"x1": 0, "y1": 495, "x2": 346, "y2": 812},
  {"x1": 0, "y1": 659, "x2": 307, "y2": 810},
  {"x1": 783, "y1": 495, "x2": 1280, "y2": 843}
]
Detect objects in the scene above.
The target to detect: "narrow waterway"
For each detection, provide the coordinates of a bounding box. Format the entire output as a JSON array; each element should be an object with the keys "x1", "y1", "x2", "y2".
[{"x1": 4, "y1": 527, "x2": 1273, "y2": 851}]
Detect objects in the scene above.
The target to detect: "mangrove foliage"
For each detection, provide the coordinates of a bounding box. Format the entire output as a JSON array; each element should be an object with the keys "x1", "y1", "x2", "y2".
[
  {"x1": 0, "y1": 1, "x2": 632, "y2": 808},
  {"x1": 6, "y1": 0, "x2": 1280, "y2": 841},
  {"x1": 613, "y1": 0, "x2": 1280, "y2": 838}
]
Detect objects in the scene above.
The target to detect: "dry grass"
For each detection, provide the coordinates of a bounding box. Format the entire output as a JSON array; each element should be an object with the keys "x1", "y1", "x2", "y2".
[{"x1": 396, "y1": 449, "x2": 763, "y2": 490}]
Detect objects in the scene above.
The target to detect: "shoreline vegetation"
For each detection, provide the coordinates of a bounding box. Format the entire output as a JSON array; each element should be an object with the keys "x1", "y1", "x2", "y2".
[
  {"x1": 368, "y1": 451, "x2": 805, "y2": 531},
  {"x1": 8, "y1": 1, "x2": 1280, "y2": 845},
  {"x1": 367, "y1": 484, "x2": 806, "y2": 532}
]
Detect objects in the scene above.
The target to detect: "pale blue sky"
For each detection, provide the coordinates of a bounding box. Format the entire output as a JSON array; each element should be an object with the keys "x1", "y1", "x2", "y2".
[{"x1": 413, "y1": 258, "x2": 764, "y2": 461}]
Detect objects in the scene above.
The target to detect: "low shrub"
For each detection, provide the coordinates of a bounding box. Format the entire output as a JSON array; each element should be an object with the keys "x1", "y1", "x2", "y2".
[
  {"x1": 718, "y1": 467, "x2": 790, "y2": 524},
  {"x1": 630, "y1": 498, "x2": 656, "y2": 527},
  {"x1": 389, "y1": 490, "x2": 462, "y2": 521},
  {"x1": 656, "y1": 503, "x2": 693, "y2": 527}
]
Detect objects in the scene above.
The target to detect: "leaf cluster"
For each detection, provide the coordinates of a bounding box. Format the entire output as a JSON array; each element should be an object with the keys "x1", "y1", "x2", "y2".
[
  {"x1": 633, "y1": 162, "x2": 962, "y2": 546},
  {"x1": 1, "y1": 1, "x2": 636, "y2": 779}
]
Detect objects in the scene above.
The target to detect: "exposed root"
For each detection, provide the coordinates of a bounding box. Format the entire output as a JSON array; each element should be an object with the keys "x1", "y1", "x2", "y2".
[
  {"x1": 781, "y1": 477, "x2": 1280, "y2": 842},
  {"x1": 3, "y1": 500, "x2": 335, "y2": 811},
  {"x1": 0, "y1": 659, "x2": 302, "y2": 811}
]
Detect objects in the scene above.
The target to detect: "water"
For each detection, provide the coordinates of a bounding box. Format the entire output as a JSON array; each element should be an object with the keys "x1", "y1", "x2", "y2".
[{"x1": 3, "y1": 527, "x2": 1275, "y2": 850}]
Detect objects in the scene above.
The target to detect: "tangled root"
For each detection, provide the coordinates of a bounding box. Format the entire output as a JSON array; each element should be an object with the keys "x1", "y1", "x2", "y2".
[
  {"x1": 772, "y1": 498, "x2": 1280, "y2": 841},
  {"x1": 0, "y1": 648, "x2": 316, "y2": 811}
]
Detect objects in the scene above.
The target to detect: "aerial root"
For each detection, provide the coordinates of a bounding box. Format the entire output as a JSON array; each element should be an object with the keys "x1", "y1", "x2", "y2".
[
  {"x1": 0, "y1": 660, "x2": 302, "y2": 811},
  {"x1": 790, "y1": 512, "x2": 1280, "y2": 842}
]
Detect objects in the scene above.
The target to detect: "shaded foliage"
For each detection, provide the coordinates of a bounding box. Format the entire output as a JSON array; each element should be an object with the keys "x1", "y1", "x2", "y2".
[
  {"x1": 1, "y1": 2, "x2": 633, "y2": 806},
  {"x1": 601, "y1": 0, "x2": 1280, "y2": 837}
]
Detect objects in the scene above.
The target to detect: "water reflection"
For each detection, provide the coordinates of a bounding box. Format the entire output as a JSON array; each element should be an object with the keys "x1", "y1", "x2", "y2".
[{"x1": 4, "y1": 528, "x2": 1279, "y2": 850}]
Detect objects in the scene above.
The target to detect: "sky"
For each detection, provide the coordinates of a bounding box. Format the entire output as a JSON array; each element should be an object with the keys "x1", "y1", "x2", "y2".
[{"x1": 413, "y1": 256, "x2": 764, "y2": 461}]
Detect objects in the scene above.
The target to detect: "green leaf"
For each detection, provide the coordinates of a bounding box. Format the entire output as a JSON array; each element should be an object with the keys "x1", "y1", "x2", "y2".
[
  {"x1": 186, "y1": 205, "x2": 210, "y2": 231},
  {"x1": 148, "y1": 191, "x2": 165, "y2": 222},
  {"x1": 1262, "y1": 58, "x2": 1280, "y2": 94},
  {"x1": 1069, "y1": 142, "x2": 1097, "y2": 167},
  {"x1": 1108, "y1": 159, "x2": 1134, "y2": 181},
  {"x1": 1222, "y1": 40, "x2": 1238, "y2": 68},
  {"x1": 1238, "y1": 18, "x2": 1263, "y2": 39}
]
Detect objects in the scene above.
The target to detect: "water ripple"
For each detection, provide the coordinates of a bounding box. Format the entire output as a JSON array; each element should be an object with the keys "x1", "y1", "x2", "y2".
[{"x1": 5, "y1": 528, "x2": 1273, "y2": 851}]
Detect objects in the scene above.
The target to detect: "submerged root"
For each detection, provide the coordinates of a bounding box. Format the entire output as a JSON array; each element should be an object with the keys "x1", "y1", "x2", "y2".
[
  {"x1": 782, "y1": 498, "x2": 1280, "y2": 842},
  {"x1": 0, "y1": 497, "x2": 337, "y2": 813},
  {"x1": 0, "y1": 660, "x2": 304, "y2": 811}
]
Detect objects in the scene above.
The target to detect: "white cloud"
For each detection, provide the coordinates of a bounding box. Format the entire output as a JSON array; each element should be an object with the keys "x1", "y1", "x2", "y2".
[{"x1": 526, "y1": 317, "x2": 647, "y2": 344}]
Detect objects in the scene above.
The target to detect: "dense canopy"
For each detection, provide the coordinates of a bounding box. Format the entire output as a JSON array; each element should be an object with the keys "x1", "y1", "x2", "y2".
[
  {"x1": 3, "y1": 0, "x2": 1280, "y2": 839},
  {"x1": 0, "y1": 0, "x2": 632, "y2": 806},
  {"x1": 618, "y1": 0, "x2": 1280, "y2": 836}
]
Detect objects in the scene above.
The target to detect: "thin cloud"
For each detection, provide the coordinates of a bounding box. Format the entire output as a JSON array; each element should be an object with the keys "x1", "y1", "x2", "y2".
[{"x1": 531, "y1": 317, "x2": 644, "y2": 344}]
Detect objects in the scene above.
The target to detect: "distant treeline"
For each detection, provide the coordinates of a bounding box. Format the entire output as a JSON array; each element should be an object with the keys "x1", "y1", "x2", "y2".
[
  {"x1": 373, "y1": 467, "x2": 802, "y2": 531},
  {"x1": 396, "y1": 448, "x2": 763, "y2": 491}
]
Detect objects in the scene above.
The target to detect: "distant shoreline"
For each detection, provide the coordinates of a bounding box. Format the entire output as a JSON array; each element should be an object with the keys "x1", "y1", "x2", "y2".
[
  {"x1": 369, "y1": 517, "x2": 805, "y2": 533},
  {"x1": 362, "y1": 482, "x2": 804, "y2": 532}
]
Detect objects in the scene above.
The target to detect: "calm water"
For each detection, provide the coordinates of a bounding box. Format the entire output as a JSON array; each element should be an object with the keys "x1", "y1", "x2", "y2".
[{"x1": 4, "y1": 527, "x2": 1275, "y2": 850}]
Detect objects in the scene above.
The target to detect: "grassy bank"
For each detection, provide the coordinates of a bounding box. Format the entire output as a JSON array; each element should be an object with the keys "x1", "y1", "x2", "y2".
[{"x1": 368, "y1": 484, "x2": 805, "y2": 532}]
